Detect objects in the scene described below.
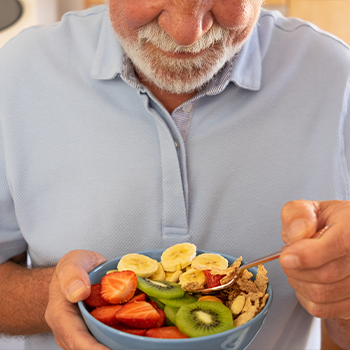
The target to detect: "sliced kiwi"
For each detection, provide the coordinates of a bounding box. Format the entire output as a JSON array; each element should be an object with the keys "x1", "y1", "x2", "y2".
[
  {"x1": 164, "y1": 305, "x2": 179, "y2": 325},
  {"x1": 158, "y1": 293, "x2": 198, "y2": 308},
  {"x1": 137, "y1": 277, "x2": 185, "y2": 299},
  {"x1": 164, "y1": 305, "x2": 179, "y2": 326},
  {"x1": 148, "y1": 296, "x2": 166, "y2": 310},
  {"x1": 175, "y1": 301, "x2": 234, "y2": 338}
]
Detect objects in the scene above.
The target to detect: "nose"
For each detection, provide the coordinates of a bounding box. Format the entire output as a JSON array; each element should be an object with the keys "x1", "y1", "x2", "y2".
[{"x1": 158, "y1": 1, "x2": 214, "y2": 46}]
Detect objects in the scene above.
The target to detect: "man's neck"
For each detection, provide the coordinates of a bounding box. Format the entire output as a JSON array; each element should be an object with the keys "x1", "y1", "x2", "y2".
[{"x1": 137, "y1": 74, "x2": 197, "y2": 114}]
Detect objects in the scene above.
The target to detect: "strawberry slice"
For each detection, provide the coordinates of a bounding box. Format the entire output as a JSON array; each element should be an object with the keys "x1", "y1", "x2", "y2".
[
  {"x1": 115, "y1": 301, "x2": 160, "y2": 329},
  {"x1": 90, "y1": 305, "x2": 123, "y2": 327},
  {"x1": 112, "y1": 324, "x2": 147, "y2": 336},
  {"x1": 85, "y1": 283, "x2": 110, "y2": 308},
  {"x1": 145, "y1": 326, "x2": 189, "y2": 339},
  {"x1": 156, "y1": 308, "x2": 166, "y2": 327},
  {"x1": 126, "y1": 292, "x2": 147, "y2": 304},
  {"x1": 203, "y1": 270, "x2": 222, "y2": 288},
  {"x1": 100, "y1": 271, "x2": 137, "y2": 304},
  {"x1": 149, "y1": 300, "x2": 159, "y2": 309}
]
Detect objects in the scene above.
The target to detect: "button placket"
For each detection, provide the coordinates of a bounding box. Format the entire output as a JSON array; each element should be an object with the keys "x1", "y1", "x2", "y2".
[{"x1": 140, "y1": 93, "x2": 189, "y2": 237}]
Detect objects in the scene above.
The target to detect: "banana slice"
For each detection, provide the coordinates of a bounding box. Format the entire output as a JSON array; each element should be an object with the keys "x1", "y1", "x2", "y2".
[
  {"x1": 149, "y1": 261, "x2": 166, "y2": 281},
  {"x1": 161, "y1": 243, "x2": 197, "y2": 272},
  {"x1": 117, "y1": 253, "x2": 159, "y2": 278},
  {"x1": 191, "y1": 253, "x2": 228, "y2": 271},
  {"x1": 178, "y1": 268, "x2": 206, "y2": 291},
  {"x1": 165, "y1": 270, "x2": 183, "y2": 283}
]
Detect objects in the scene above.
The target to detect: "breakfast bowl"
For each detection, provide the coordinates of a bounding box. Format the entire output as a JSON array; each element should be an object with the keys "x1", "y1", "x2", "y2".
[{"x1": 78, "y1": 249, "x2": 273, "y2": 350}]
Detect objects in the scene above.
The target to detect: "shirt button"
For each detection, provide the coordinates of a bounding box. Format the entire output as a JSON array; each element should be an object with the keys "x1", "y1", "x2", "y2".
[
  {"x1": 174, "y1": 140, "x2": 179, "y2": 148},
  {"x1": 182, "y1": 103, "x2": 192, "y2": 113}
]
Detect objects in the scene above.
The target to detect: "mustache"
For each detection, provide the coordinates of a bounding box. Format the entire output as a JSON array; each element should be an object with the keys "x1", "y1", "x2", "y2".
[{"x1": 138, "y1": 21, "x2": 230, "y2": 54}]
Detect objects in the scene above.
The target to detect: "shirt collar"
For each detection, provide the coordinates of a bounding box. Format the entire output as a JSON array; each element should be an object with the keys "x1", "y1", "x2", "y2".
[
  {"x1": 91, "y1": 8, "x2": 262, "y2": 92},
  {"x1": 228, "y1": 25, "x2": 262, "y2": 91},
  {"x1": 91, "y1": 10, "x2": 124, "y2": 80}
]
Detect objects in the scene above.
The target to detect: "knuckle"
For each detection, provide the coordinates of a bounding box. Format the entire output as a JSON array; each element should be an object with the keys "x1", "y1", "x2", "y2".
[
  {"x1": 340, "y1": 228, "x2": 350, "y2": 255},
  {"x1": 322, "y1": 255, "x2": 350, "y2": 283},
  {"x1": 281, "y1": 200, "x2": 302, "y2": 216},
  {"x1": 57, "y1": 262, "x2": 79, "y2": 281},
  {"x1": 54, "y1": 323, "x2": 75, "y2": 350},
  {"x1": 309, "y1": 284, "x2": 328, "y2": 304},
  {"x1": 308, "y1": 302, "x2": 326, "y2": 318},
  {"x1": 319, "y1": 265, "x2": 337, "y2": 284},
  {"x1": 345, "y1": 254, "x2": 350, "y2": 271}
]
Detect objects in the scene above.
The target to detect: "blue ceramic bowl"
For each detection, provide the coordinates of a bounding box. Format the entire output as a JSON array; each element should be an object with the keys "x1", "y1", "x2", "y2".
[{"x1": 78, "y1": 249, "x2": 272, "y2": 350}]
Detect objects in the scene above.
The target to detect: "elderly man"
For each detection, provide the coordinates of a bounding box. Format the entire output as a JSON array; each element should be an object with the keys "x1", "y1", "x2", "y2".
[{"x1": 0, "y1": 0, "x2": 349, "y2": 349}]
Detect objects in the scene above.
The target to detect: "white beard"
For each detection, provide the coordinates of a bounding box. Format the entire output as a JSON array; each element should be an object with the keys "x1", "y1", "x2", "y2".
[
  {"x1": 115, "y1": 21, "x2": 247, "y2": 94},
  {"x1": 106, "y1": 0, "x2": 262, "y2": 95}
]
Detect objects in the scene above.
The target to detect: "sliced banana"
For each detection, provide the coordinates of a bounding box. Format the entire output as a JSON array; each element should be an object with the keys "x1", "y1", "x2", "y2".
[
  {"x1": 165, "y1": 270, "x2": 183, "y2": 283},
  {"x1": 178, "y1": 268, "x2": 206, "y2": 291},
  {"x1": 106, "y1": 269, "x2": 118, "y2": 275},
  {"x1": 191, "y1": 253, "x2": 228, "y2": 271},
  {"x1": 117, "y1": 253, "x2": 159, "y2": 278},
  {"x1": 161, "y1": 242, "x2": 196, "y2": 272},
  {"x1": 149, "y1": 261, "x2": 166, "y2": 281}
]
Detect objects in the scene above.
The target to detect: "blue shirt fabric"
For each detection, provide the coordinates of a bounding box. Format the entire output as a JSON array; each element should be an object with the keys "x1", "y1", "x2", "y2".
[{"x1": 1, "y1": 5, "x2": 350, "y2": 349}]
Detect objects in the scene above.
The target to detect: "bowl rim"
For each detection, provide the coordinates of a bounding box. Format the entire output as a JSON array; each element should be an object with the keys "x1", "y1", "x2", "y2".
[{"x1": 78, "y1": 248, "x2": 273, "y2": 343}]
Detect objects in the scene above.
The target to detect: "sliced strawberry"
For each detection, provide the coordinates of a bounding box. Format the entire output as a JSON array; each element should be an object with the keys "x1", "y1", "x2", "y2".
[
  {"x1": 90, "y1": 305, "x2": 123, "y2": 327},
  {"x1": 156, "y1": 308, "x2": 165, "y2": 327},
  {"x1": 145, "y1": 326, "x2": 189, "y2": 339},
  {"x1": 112, "y1": 324, "x2": 147, "y2": 336},
  {"x1": 115, "y1": 301, "x2": 160, "y2": 329},
  {"x1": 126, "y1": 293, "x2": 147, "y2": 304},
  {"x1": 100, "y1": 271, "x2": 137, "y2": 304},
  {"x1": 149, "y1": 300, "x2": 159, "y2": 309},
  {"x1": 85, "y1": 283, "x2": 110, "y2": 308},
  {"x1": 203, "y1": 270, "x2": 222, "y2": 288}
]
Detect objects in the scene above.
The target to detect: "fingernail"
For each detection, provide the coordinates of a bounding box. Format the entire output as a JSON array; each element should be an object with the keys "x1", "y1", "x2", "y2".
[
  {"x1": 67, "y1": 280, "x2": 86, "y2": 297},
  {"x1": 281, "y1": 254, "x2": 300, "y2": 269},
  {"x1": 288, "y1": 220, "x2": 307, "y2": 239}
]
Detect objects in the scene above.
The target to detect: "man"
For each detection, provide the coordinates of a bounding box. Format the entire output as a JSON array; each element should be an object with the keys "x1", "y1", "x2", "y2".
[{"x1": 0, "y1": 0, "x2": 349, "y2": 349}]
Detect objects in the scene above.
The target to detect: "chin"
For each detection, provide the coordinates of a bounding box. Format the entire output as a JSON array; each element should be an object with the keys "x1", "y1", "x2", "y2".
[{"x1": 133, "y1": 45, "x2": 243, "y2": 94}]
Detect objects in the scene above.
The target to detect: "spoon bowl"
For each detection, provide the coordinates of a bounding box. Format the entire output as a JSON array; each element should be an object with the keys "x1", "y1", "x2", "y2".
[{"x1": 194, "y1": 223, "x2": 332, "y2": 294}]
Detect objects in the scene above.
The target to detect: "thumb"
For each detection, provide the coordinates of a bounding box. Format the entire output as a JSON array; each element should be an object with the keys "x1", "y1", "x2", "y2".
[
  {"x1": 280, "y1": 199, "x2": 319, "y2": 245},
  {"x1": 55, "y1": 250, "x2": 107, "y2": 303}
]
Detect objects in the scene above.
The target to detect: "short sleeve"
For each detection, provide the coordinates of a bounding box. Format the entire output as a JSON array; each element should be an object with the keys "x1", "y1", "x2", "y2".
[
  {"x1": 343, "y1": 78, "x2": 350, "y2": 196},
  {"x1": 0, "y1": 114, "x2": 27, "y2": 264}
]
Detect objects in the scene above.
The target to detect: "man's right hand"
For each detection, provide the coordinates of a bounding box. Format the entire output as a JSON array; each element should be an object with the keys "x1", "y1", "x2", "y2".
[{"x1": 45, "y1": 250, "x2": 109, "y2": 350}]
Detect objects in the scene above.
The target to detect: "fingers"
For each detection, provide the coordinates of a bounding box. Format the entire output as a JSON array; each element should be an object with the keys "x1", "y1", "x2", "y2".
[
  {"x1": 280, "y1": 200, "x2": 350, "y2": 321},
  {"x1": 282, "y1": 253, "x2": 350, "y2": 283},
  {"x1": 45, "y1": 270, "x2": 109, "y2": 350},
  {"x1": 295, "y1": 291, "x2": 350, "y2": 320},
  {"x1": 280, "y1": 199, "x2": 319, "y2": 245},
  {"x1": 56, "y1": 250, "x2": 107, "y2": 303},
  {"x1": 280, "y1": 222, "x2": 350, "y2": 270},
  {"x1": 288, "y1": 274, "x2": 350, "y2": 304}
]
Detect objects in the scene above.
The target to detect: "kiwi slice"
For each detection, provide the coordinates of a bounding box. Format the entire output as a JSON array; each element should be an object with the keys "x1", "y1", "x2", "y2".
[
  {"x1": 158, "y1": 293, "x2": 198, "y2": 308},
  {"x1": 164, "y1": 305, "x2": 179, "y2": 325},
  {"x1": 137, "y1": 277, "x2": 185, "y2": 299},
  {"x1": 175, "y1": 301, "x2": 234, "y2": 338},
  {"x1": 148, "y1": 296, "x2": 166, "y2": 310}
]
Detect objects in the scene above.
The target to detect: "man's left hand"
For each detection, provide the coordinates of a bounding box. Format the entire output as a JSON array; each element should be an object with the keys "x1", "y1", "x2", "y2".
[{"x1": 280, "y1": 199, "x2": 350, "y2": 320}]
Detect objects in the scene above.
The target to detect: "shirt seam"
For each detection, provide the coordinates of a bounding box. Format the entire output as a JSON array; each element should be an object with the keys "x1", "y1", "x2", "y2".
[
  {"x1": 340, "y1": 77, "x2": 350, "y2": 200},
  {"x1": 260, "y1": 13, "x2": 350, "y2": 51},
  {"x1": 0, "y1": 6, "x2": 107, "y2": 52}
]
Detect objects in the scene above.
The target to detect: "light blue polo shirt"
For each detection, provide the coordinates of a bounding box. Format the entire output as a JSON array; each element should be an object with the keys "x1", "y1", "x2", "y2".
[{"x1": 1, "y1": 5, "x2": 350, "y2": 350}]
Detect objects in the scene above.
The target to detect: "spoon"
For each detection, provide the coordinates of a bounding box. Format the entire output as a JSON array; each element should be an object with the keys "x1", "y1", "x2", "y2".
[{"x1": 193, "y1": 223, "x2": 332, "y2": 294}]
